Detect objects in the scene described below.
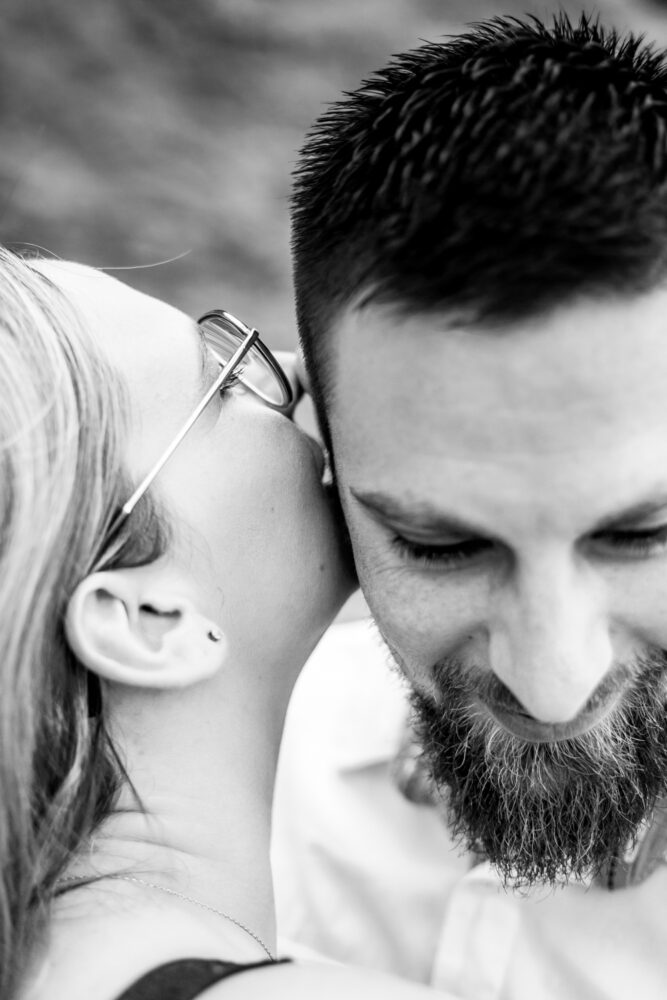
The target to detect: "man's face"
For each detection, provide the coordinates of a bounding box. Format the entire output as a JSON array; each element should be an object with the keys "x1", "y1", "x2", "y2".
[{"x1": 329, "y1": 289, "x2": 667, "y2": 883}]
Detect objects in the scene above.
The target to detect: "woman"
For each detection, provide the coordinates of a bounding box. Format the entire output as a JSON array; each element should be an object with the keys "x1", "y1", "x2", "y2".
[{"x1": 0, "y1": 248, "x2": 442, "y2": 999}]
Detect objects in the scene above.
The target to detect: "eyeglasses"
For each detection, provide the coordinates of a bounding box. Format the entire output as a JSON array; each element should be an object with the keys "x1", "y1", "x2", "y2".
[{"x1": 117, "y1": 309, "x2": 293, "y2": 524}]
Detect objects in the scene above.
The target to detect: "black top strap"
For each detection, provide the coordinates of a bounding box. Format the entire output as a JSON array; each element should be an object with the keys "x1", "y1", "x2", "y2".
[{"x1": 114, "y1": 958, "x2": 291, "y2": 1000}]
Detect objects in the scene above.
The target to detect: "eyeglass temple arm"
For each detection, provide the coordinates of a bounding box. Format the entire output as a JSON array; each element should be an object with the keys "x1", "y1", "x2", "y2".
[{"x1": 119, "y1": 327, "x2": 259, "y2": 520}]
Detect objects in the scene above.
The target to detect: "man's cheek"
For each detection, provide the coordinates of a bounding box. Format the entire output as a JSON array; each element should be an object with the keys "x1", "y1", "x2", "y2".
[{"x1": 350, "y1": 547, "x2": 450, "y2": 668}]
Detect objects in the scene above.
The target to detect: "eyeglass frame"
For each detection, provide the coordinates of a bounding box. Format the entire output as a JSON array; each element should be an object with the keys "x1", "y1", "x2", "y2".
[{"x1": 116, "y1": 309, "x2": 294, "y2": 525}]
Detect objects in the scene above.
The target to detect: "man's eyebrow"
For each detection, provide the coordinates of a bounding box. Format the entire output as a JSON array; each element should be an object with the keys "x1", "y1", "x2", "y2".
[
  {"x1": 351, "y1": 488, "x2": 667, "y2": 538},
  {"x1": 592, "y1": 495, "x2": 667, "y2": 531},
  {"x1": 350, "y1": 488, "x2": 487, "y2": 536}
]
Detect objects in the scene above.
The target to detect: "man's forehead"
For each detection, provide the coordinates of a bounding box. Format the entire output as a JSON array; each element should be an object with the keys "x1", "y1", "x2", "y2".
[
  {"x1": 331, "y1": 289, "x2": 667, "y2": 445},
  {"x1": 328, "y1": 288, "x2": 667, "y2": 533}
]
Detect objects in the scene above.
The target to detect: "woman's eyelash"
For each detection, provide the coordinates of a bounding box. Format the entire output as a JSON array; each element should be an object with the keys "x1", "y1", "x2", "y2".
[{"x1": 219, "y1": 366, "x2": 243, "y2": 394}]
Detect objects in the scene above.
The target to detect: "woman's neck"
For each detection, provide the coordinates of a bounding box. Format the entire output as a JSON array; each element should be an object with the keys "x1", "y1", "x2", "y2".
[{"x1": 64, "y1": 651, "x2": 296, "y2": 955}]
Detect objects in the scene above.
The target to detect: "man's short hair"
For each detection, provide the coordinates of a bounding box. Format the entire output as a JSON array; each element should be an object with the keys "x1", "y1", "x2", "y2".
[{"x1": 292, "y1": 13, "x2": 667, "y2": 413}]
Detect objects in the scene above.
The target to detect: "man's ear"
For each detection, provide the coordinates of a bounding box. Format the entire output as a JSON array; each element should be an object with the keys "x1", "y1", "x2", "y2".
[{"x1": 65, "y1": 567, "x2": 227, "y2": 690}]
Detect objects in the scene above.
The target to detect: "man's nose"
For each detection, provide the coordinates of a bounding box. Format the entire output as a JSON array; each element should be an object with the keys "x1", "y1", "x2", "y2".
[{"x1": 488, "y1": 553, "x2": 613, "y2": 723}]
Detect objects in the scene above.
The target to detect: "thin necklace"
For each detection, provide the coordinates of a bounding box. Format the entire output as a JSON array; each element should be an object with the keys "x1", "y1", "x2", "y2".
[{"x1": 56, "y1": 874, "x2": 275, "y2": 962}]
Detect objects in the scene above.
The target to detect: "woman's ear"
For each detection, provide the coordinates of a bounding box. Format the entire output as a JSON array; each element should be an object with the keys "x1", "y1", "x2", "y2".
[{"x1": 65, "y1": 567, "x2": 227, "y2": 690}]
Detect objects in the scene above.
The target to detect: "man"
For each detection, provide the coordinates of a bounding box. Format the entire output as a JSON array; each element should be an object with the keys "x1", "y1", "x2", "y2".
[{"x1": 272, "y1": 13, "x2": 667, "y2": 997}]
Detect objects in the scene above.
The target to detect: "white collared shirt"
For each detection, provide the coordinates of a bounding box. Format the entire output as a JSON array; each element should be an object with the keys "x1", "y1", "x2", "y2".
[{"x1": 272, "y1": 619, "x2": 667, "y2": 998}]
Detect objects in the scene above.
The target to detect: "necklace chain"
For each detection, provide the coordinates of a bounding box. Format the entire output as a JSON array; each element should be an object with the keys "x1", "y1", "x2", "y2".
[{"x1": 56, "y1": 874, "x2": 275, "y2": 962}]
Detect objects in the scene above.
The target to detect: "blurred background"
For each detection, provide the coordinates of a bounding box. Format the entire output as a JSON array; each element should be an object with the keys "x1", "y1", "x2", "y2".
[{"x1": 1, "y1": 0, "x2": 666, "y2": 349}]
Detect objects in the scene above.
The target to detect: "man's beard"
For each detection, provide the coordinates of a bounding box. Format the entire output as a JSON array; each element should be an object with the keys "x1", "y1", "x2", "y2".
[{"x1": 409, "y1": 650, "x2": 667, "y2": 887}]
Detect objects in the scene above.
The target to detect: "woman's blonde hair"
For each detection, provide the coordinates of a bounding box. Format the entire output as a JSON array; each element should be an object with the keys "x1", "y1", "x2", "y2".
[{"x1": 0, "y1": 248, "x2": 169, "y2": 998}]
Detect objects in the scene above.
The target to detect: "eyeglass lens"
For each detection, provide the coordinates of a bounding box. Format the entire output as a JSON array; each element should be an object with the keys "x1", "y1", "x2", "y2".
[{"x1": 198, "y1": 313, "x2": 290, "y2": 408}]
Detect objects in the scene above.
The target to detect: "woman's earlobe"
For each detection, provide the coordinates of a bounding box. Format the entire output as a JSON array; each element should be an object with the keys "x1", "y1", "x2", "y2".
[{"x1": 65, "y1": 570, "x2": 227, "y2": 690}]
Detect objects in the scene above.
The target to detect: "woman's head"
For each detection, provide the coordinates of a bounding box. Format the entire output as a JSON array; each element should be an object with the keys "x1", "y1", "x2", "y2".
[
  {"x1": 0, "y1": 249, "x2": 169, "y2": 997},
  {"x1": 41, "y1": 258, "x2": 353, "y2": 675},
  {"x1": 0, "y1": 251, "x2": 353, "y2": 997}
]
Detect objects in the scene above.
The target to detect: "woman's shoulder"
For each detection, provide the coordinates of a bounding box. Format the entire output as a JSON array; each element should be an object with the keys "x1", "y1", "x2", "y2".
[
  {"x1": 25, "y1": 899, "x2": 254, "y2": 1000},
  {"x1": 31, "y1": 951, "x2": 450, "y2": 1000},
  {"x1": 29, "y1": 892, "x2": 453, "y2": 1000},
  {"x1": 200, "y1": 959, "x2": 453, "y2": 1000}
]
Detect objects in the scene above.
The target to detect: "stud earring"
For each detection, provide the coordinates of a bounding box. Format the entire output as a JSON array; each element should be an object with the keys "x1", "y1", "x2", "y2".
[{"x1": 207, "y1": 627, "x2": 223, "y2": 643}]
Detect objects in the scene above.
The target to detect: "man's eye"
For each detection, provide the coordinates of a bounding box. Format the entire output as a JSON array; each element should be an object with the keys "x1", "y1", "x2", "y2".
[
  {"x1": 390, "y1": 534, "x2": 493, "y2": 569},
  {"x1": 592, "y1": 524, "x2": 667, "y2": 557}
]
